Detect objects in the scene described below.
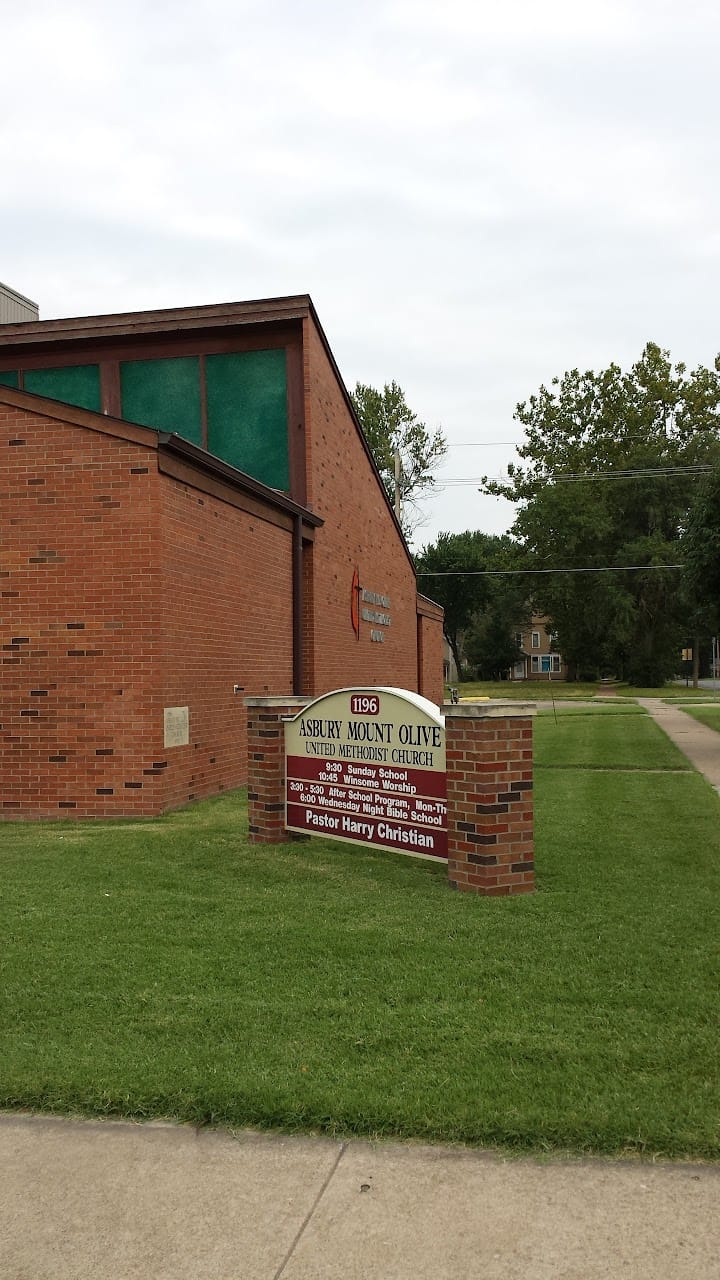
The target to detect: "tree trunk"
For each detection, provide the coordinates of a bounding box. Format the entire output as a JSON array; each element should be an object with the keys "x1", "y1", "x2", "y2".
[
  {"x1": 447, "y1": 633, "x2": 463, "y2": 684},
  {"x1": 693, "y1": 636, "x2": 700, "y2": 689}
]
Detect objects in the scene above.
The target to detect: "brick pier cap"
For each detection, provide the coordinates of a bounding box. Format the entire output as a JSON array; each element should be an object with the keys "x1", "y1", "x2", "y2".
[{"x1": 441, "y1": 700, "x2": 536, "y2": 719}]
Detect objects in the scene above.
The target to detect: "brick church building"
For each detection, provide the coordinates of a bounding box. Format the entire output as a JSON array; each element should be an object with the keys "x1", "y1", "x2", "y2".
[{"x1": 0, "y1": 295, "x2": 443, "y2": 818}]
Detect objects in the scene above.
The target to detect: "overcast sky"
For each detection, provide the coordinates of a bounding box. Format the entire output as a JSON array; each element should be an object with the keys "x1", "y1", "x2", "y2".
[{"x1": 4, "y1": 0, "x2": 720, "y2": 547}]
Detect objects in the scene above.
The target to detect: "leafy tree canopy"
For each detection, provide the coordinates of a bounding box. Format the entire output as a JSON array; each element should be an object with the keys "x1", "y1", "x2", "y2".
[
  {"x1": 683, "y1": 464, "x2": 720, "y2": 630},
  {"x1": 351, "y1": 381, "x2": 447, "y2": 539},
  {"x1": 482, "y1": 343, "x2": 720, "y2": 684},
  {"x1": 415, "y1": 531, "x2": 526, "y2": 680}
]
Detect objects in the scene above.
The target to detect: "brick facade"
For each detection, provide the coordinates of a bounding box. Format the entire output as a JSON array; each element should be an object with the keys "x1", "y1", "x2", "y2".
[
  {"x1": 0, "y1": 407, "x2": 161, "y2": 818},
  {"x1": 156, "y1": 472, "x2": 296, "y2": 814},
  {"x1": 0, "y1": 402, "x2": 302, "y2": 817},
  {"x1": 417, "y1": 596, "x2": 444, "y2": 708},
  {"x1": 0, "y1": 296, "x2": 445, "y2": 819},
  {"x1": 301, "y1": 320, "x2": 421, "y2": 696}
]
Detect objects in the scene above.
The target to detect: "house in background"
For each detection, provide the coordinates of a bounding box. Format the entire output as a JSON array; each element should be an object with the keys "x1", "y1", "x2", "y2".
[
  {"x1": 511, "y1": 618, "x2": 568, "y2": 681},
  {"x1": 443, "y1": 620, "x2": 567, "y2": 685}
]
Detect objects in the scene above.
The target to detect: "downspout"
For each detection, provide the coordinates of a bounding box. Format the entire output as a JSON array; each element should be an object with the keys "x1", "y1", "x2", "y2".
[{"x1": 293, "y1": 514, "x2": 304, "y2": 695}]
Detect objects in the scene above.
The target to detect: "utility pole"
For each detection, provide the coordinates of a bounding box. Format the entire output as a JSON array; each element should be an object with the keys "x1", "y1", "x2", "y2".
[{"x1": 394, "y1": 447, "x2": 402, "y2": 523}]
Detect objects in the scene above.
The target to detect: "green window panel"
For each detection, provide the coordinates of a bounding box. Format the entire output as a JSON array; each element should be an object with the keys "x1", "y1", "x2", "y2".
[
  {"x1": 206, "y1": 349, "x2": 288, "y2": 490},
  {"x1": 24, "y1": 364, "x2": 101, "y2": 412},
  {"x1": 0, "y1": 370, "x2": 19, "y2": 388},
  {"x1": 120, "y1": 356, "x2": 203, "y2": 445}
]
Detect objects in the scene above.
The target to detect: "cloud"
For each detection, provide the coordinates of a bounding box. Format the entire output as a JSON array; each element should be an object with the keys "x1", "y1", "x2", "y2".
[{"x1": 2, "y1": 0, "x2": 720, "y2": 542}]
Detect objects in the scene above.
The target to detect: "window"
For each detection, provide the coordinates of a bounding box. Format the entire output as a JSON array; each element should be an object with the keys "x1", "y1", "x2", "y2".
[
  {"x1": 24, "y1": 364, "x2": 101, "y2": 413},
  {"x1": 534, "y1": 654, "x2": 561, "y2": 675},
  {"x1": 120, "y1": 356, "x2": 202, "y2": 444},
  {"x1": 515, "y1": 632, "x2": 523, "y2": 646},
  {"x1": 206, "y1": 349, "x2": 289, "y2": 490},
  {"x1": 531, "y1": 631, "x2": 540, "y2": 649}
]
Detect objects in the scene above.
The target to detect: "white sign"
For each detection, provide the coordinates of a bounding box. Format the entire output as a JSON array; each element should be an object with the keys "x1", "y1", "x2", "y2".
[
  {"x1": 164, "y1": 706, "x2": 189, "y2": 747},
  {"x1": 285, "y1": 687, "x2": 447, "y2": 861}
]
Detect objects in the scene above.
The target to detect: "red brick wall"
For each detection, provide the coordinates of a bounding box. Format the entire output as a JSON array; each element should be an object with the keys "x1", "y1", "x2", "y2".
[
  {"x1": 444, "y1": 708, "x2": 535, "y2": 896},
  {"x1": 0, "y1": 404, "x2": 296, "y2": 818},
  {"x1": 156, "y1": 475, "x2": 294, "y2": 811},
  {"x1": 417, "y1": 598, "x2": 444, "y2": 705},
  {"x1": 1, "y1": 310, "x2": 446, "y2": 820},
  {"x1": 302, "y1": 319, "x2": 421, "y2": 695},
  {"x1": 0, "y1": 405, "x2": 163, "y2": 818},
  {"x1": 246, "y1": 697, "x2": 308, "y2": 841}
]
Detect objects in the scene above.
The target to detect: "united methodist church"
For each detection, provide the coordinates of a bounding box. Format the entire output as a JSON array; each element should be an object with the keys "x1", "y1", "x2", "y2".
[{"x1": 0, "y1": 291, "x2": 443, "y2": 818}]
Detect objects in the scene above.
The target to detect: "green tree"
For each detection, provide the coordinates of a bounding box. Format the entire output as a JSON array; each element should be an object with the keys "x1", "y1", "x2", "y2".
[
  {"x1": 684, "y1": 464, "x2": 720, "y2": 629},
  {"x1": 415, "y1": 531, "x2": 524, "y2": 679},
  {"x1": 464, "y1": 546, "x2": 531, "y2": 680},
  {"x1": 465, "y1": 610, "x2": 523, "y2": 681},
  {"x1": 482, "y1": 344, "x2": 720, "y2": 685},
  {"x1": 351, "y1": 381, "x2": 447, "y2": 538}
]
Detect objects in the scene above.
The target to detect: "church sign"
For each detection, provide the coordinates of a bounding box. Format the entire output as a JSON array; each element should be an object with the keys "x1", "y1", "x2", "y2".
[{"x1": 285, "y1": 687, "x2": 447, "y2": 861}]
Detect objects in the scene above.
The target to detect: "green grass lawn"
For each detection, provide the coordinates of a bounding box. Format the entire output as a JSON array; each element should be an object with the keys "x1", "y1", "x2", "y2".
[
  {"x1": 536, "y1": 705, "x2": 692, "y2": 770},
  {"x1": 451, "y1": 679, "x2": 720, "y2": 702},
  {"x1": 680, "y1": 706, "x2": 720, "y2": 733},
  {"x1": 1, "y1": 712, "x2": 719, "y2": 1160},
  {"x1": 453, "y1": 679, "x2": 602, "y2": 701}
]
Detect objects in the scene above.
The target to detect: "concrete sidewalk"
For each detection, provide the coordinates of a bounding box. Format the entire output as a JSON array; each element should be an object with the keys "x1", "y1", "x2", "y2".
[
  {"x1": 636, "y1": 698, "x2": 720, "y2": 791},
  {"x1": 2, "y1": 1114, "x2": 719, "y2": 1280}
]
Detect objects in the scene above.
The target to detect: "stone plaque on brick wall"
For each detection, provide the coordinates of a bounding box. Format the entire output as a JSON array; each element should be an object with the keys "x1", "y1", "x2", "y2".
[
  {"x1": 285, "y1": 687, "x2": 447, "y2": 861},
  {"x1": 164, "y1": 706, "x2": 189, "y2": 748}
]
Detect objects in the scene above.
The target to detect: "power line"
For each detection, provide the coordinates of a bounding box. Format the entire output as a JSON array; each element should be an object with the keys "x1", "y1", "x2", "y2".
[
  {"x1": 514, "y1": 466, "x2": 711, "y2": 483},
  {"x1": 446, "y1": 430, "x2": 714, "y2": 448},
  {"x1": 431, "y1": 465, "x2": 713, "y2": 488},
  {"x1": 416, "y1": 564, "x2": 685, "y2": 577}
]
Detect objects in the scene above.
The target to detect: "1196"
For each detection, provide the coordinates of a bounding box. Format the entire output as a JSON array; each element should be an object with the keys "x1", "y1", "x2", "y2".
[{"x1": 350, "y1": 694, "x2": 380, "y2": 715}]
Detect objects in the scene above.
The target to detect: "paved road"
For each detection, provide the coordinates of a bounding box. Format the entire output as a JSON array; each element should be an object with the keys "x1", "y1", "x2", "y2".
[{"x1": 2, "y1": 1114, "x2": 719, "y2": 1280}]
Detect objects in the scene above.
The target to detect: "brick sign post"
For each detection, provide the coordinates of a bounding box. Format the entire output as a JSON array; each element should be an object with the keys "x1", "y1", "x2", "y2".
[
  {"x1": 246, "y1": 691, "x2": 535, "y2": 895},
  {"x1": 246, "y1": 697, "x2": 308, "y2": 842},
  {"x1": 442, "y1": 701, "x2": 535, "y2": 896}
]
